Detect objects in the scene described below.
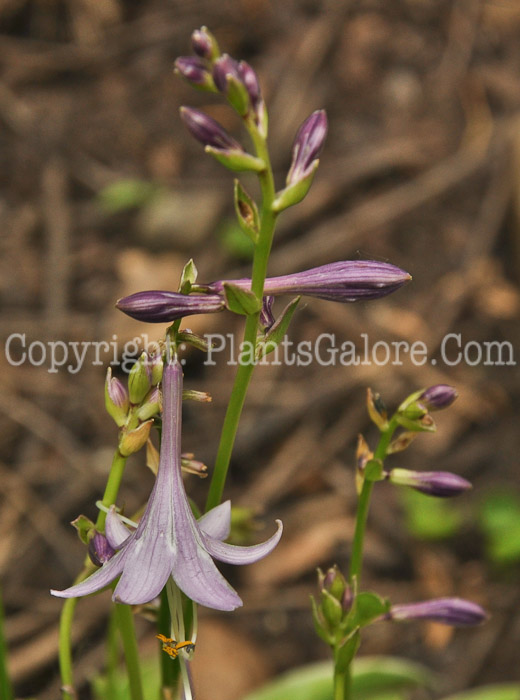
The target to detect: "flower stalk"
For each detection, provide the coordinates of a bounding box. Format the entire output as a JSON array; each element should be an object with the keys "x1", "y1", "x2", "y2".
[{"x1": 205, "y1": 110, "x2": 278, "y2": 513}]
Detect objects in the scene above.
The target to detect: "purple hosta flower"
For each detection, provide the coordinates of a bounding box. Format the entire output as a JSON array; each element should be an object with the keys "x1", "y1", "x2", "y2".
[
  {"x1": 388, "y1": 598, "x2": 487, "y2": 626},
  {"x1": 175, "y1": 57, "x2": 215, "y2": 90},
  {"x1": 388, "y1": 468, "x2": 472, "y2": 497},
  {"x1": 116, "y1": 290, "x2": 225, "y2": 323},
  {"x1": 51, "y1": 358, "x2": 282, "y2": 610},
  {"x1": 209, "y1": 260, "x2": 411, "y2": 303},
  {"x1": 180, "y1": 107, "x2": 243, "y2": 152},
  {"x1": 419, "y1": 385, "x2": 458, "y2": 411},
  {"x1": 286, "y1": 110, "x2": 328, "y2": 187}
]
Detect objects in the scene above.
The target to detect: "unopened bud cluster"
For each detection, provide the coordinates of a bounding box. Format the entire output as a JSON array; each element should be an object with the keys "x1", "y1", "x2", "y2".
[
  {"x1": 105, "y1": 346, "x2": 164, "y2": 457},
  {"x1": 311, "y1": 566, "x2": 353, "y2": 647},
  {"x1": 361, "y1": 384, "x2": 471, "y2": 498}
]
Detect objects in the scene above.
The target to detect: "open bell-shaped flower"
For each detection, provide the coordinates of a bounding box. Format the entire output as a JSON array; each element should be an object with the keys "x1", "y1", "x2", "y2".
[{"x1": 51, "y1": 357, "x2": 282, "y2": 610}]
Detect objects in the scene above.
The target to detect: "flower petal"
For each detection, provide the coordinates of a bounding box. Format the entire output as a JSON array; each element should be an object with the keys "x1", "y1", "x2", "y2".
[
  {"x1": 204, "y1": 520, "x2": 283, "y2": 565},
  {"x1": 113, "y1": 529, "x2": 175, "y2": 605},
  {"x1": 171, "y1": 534, "x2": 243, "y2": 611},
  {"x1": 198, "y1": 500, "x2": 231, "y2": 541},
  {"x1": 51, "y1": 549, "x2": 126, "y2": 598},
  {"x1": 105, "y1": 506, "x2": 133, "y2": 549}
]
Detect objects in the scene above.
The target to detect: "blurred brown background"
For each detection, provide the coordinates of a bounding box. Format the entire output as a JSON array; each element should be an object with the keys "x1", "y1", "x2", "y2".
[{"x1": 1, "y1": 1, "x2": 520, "y2": 698}]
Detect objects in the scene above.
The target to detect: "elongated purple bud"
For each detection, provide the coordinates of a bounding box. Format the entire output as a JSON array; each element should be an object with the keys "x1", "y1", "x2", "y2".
[
  {"x1": 388, "y1": 468, "x2": 472, "y2": 497},
  {"x1": 105, "y1": 368, "x2": 129, "y2": 427},
  {"x1": 208, "y1": 261, "x2": 411, "y2": 303},
  {"x1": 287, "y1": 110, "x2": 328, "y2": 186},
  {"x1": 419, "y1": 385, "x2": 458, "y2": 411},
  {"x1": 175, "y1": 57, "x2": 215, "y2": 90},
  {"x1": 180, "y1": 107, "x2": 243, "y2": 152},
  {"x1": 213, "y1": 54, "x2": 241, "y2": 93},
  {"x1": 116, "y1": 291, "x2": 226, "y2": 323},
  {"x1": 389, "y1": 598, "x2": 487, "y2": 626},
  {"x1": 238, "y1": 60, "x2": 261, "y2": 107},
  {"x1": 191, "y1": 26, "x2": 218, "y2": 60}
]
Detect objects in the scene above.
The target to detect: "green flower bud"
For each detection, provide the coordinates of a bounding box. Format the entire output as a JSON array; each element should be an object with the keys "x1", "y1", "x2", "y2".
[
  {"x1": 128, "y1": 353, "x2": 152, "y2": 404},
  {"x1": 136, "y1": 387, "x2": 162, "y2": 421}
]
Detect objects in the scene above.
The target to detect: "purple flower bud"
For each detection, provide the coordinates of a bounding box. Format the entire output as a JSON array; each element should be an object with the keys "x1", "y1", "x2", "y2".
[
  {"x1": 388, "y1": 468, "x2": 472, "y2": 497},
  {"x1": 105, "y1": 368, "x2": 129, "y2": 427},
  {"x1": 389, "y1": 598, "x2": 487, "y2": 626},
  {"x1": 287, "y1": 110, "x2": 328, "y2": 186},
  {"x1": 191, "y1": 26, "x2": 218, "y2": 60},
  {"x1": 208, "y1": 260, "x2": 411, "y2": 303},
  {"x1": 88, "y1": 532, "x2": 116, "y2": 567},
  {"x1": 180, "y1": 107, "x2": 243, "y2": 152},
  {"x1": 175, "y1": 56, "x2": 215, "y2": 89},
  {"x1": 213, "y1": 54, "x2": 241, "y2": 93},
  {"x1": 419, "y1": 385, "x2": 458, "y2": 411},
  {"x1": 238, "y1": 60, "x2": 262, "y2": 107},
  {"x1": 105, "y1": 369, "x2": 129, "y2": 410},
  {"x1": 116, "y1": 290, "x2": 226, "y2": 323}
]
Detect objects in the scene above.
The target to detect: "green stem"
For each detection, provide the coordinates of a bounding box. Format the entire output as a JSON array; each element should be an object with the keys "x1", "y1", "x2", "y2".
[
  {"x1": 95, "y1": 449, "x2": 128, "y2": 530},
  {"x1": 114, "y1": 604, "x2": 144, "y2": 700},
  {"x1": 348, "y1": 417, "x2": 398, "y2": 586},
  {"x1": 58, "y1": 449, "x2": 129, "y2": 698},
  {"x1": 205, "y1": 123, "x2": 277, "y2": 512},
  {"x1": 105, "y1": 607, "x2": 120, "y2": 699},
  {"x1": 348, "y1": 478, "x2": 374, "y2": 587},
  {"x1": 0, "y1": 586, "x2": 14, "y2": 700},
  {"x1": 333, "y1": 659, "x2": 351, "y2": 700}
]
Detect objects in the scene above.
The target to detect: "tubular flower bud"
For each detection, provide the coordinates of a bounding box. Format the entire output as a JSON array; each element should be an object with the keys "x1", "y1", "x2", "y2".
[
  {"x1": 213, "y1": 55, "x2": 265, "y2": 129},
  {"x1": 286, "y1": 110, "x2": 328, "y2": 187},
  {"x1": 388, "y1": 598, "x2": 487, "y2": 626},
  {"x1": 388, "y1": 468, "x2": 472, "y2": 497},
  {"x1": 213, "y1": 54, "x2": 241, "y2": 92},
  {"x1": 105, "y1": 368, "x2": 129, "y2": 427},
  {"x1": 128, "y1": 353, "x2": 152, "y2": 405},
  {"x1": 180, "y1": 106, "x2": 242, "y2": 151},
  {"x1": 191, "y1": 26, "x2": 219, "y2": 60},
  {"x1": 419, "y1": 385, "x2": 458, "y2": 411},
  {"x1": 174, "y1": 56, "x2": 215, "y2": 90},
  {"x1": 180, "y1": 106, "x2": 265, "y2": 171},
  {"x1": 208, "y1": 260, "x2": 411, "y2": 303},
  {"x1": 116, "y1": 291, "x2": 225, "y2": 323}
]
